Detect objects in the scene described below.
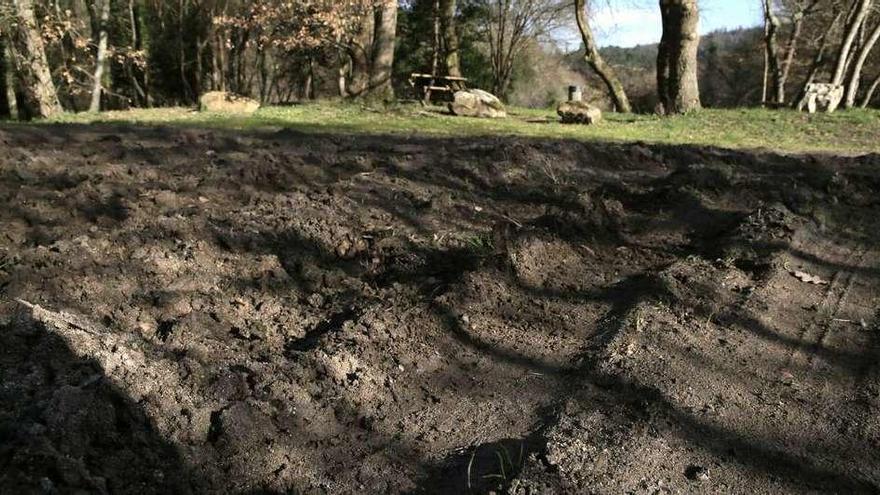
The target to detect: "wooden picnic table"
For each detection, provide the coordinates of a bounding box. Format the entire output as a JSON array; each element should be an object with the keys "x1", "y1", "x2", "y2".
[{"x1": 408, "y1": 73, "x2": 468, "y2": 104}]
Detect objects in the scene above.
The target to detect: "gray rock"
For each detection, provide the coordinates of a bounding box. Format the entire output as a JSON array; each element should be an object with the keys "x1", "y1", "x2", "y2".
[
  {"x1": 449, "y1": 89, "x2": 507, "y2": 118},
  {"x1": 557, "y1": 101, "x2": 603, "y2": 125},
  {"x1": 801, "y1": 83, "x2": 843, "y2": 114}
]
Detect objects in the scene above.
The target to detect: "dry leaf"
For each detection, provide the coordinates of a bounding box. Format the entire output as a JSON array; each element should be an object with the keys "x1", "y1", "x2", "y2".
[{"x1": 791, "y1": 270, "x2": 829, "y2": 285}]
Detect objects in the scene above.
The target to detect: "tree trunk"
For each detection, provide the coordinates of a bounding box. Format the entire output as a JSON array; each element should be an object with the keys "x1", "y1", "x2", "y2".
[
  {"x1": 779, "y1": 6, "x2": 809, "y2": 105},
  {"x1": 0, "y1": 36, "x2": 10, "y2": 119},
  {"x1": 196, "y1": 35, "x2": 206, "y2": 98},
  {"x1": 574, "y1": 0, "x2": 630, "y2": 112},
  {"x1": 860, "y1": 70, "x2": 880, "y2": 106},
  {"x1": 136, "y1": 0, "x2": 152, "y2": 107},
  {"x1": 127, "y1": 0, "x2": 147, "y2": 106},
  {"x1": 762, "y1": 0, "x2": 783, "y2": 105},
  {"x1": 657, "y1": 0, "x2": 701, "y2": 114},
  {"x1": 347, "y1": 11, "x2": 374, "y2": 97},
  {"x1": 337, "y1": 53, "x2": 348, "y2": 97},
  {"x1": 762, "y1": 19, "x2": 770, "y2": 104},
  {"x1": 832, "y1": 0, "x2": 873, "y2": 86},
  {"x1": 367, "y1": 0, "x2": 398, "y2": 101},
  {"x1": 844, "y1": 16, "x2": 880, "y2": 107},
  {"x1": 426, "y1": 0, "x2": 441, "y2": 103},
  {"x1": 432, "y1": 0, "x2": 441, "y2": 76},
  {"x1": 216, "y1": 32, "x2": 227, "y2": 92},
  {"x1": 3, "y1": 41, "x2": 18, "y2": 119},
  {"x1": 89, "y1": 0, "x2": 112, "y2": 112},
  {"x1": 302, "y1": 70, "x2": 312, "y2": 101},
  {"x1": 440, "y1": 0, "x2": 461, "y2": 77},
  {"x1": 10, "y1": 0, "x2": 62, "y2": 119},
  {"x1": 177, "y1": 0, "x2": 192, "y2": 103}
]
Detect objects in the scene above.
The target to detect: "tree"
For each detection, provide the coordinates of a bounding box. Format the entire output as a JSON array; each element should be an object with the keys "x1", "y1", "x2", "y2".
[
  {"x1": 861, "y1": 70, "x2": 880, "y2": 106},
  {"x1": 125, "y1": 0, "x2": 149, "y2": 107},
  {"x1": 657, "y1": 0, "x2": 701, "y2": 114},
  {"x1": 210, "y1": 0, "x2": 379, "y2": 101},
  {"x1": 9, "y1": 0, "x2": 62, "y2": 118},
  {"x1": 369, "y1": 0, "x2": 399, "y2": 100},
  {"x1": 831, "y1": 0, "x2": 873, "y2": 86},
  {"x1": 0, "y1": 35, "x2": 11, "y2": 118},
  {"x1": 794, "y1": 7, "x2": 843, "y2": 109},
  {"x1": 762, "y1": 0, "x2": 783, "y2": 105},
  {"x1": 441, "y1": 0, "x2": 462, "y2": 77},
  {"x1": 844, "y1": 10, "x2": 880, "y2": 107},
  {"x1": 777, "y1": 0, "x2": 819, "y2": 105},
  {"x1": 89, "y1": 0, "x2": 113, "y2": 112},
  {"x1": 574, "y1": 0, "x2": 630, "y2": 112},
  {"x1": 472, "y1": 0, "x2": 567, "y2": 97},
  {"x1": 346, "y1": 9, "x2": 375, "y2": 96},
  {"x1": 431, "y1": 0, "x2": 442, "y2": 80}
]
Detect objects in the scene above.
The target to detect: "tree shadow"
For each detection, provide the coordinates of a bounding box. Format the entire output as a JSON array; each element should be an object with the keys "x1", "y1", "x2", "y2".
[{"x1": 0, "y1": 312, "x2": 195, "y2": 494}]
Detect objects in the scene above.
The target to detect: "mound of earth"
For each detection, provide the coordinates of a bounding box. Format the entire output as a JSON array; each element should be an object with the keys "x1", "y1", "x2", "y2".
[{"x1": 0, "y1": 124, "x2": 878, "y2": 493}]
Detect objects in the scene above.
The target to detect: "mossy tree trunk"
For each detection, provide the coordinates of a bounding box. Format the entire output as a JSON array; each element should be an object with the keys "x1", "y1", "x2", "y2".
[
  {"x1": 367, "y1": 0, "x2": 398, "y2": 101},
  {"x1": 10, "y1": 0, "x2": 62, "y2": 119},
  {"x1": 347, "y1": 11, "x2": 374, "y2": 97}
]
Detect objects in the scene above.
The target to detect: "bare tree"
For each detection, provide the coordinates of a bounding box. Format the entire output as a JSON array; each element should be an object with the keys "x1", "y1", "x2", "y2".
[
  {"x1": 795, "y1": 7, "x2": 843, "y2": 108},
  {"x1": 657, "y1": 0, "x2": 701, "y2": 114},
  {"x1": 831, "y1": 0, "x2": 873, "y2": 86},
  {"x1": 762, "y1": 0, "x2": 783, "y2": 105},
  {"x1": 475, "y1": 0, "x2": 567, "y2": 97},
  {"x1": 574, "y1": 0, "x2": 630, "y2": 111},
  {"x1": 89, "y1": 0, "x2": 113, "y2": 112},
  {"x1": 861, "y1": 70, "x2": 880, "y2": 106},
  {"x1": 9, "y1": 0, "x2": 62, "y2": 118},
  {"x1": 778, "y1": 0, "x2": 820, "y2": 104},
  {"x1": 764, "y1": 0, "x2": 820, "y2": 106},
  {"x1": 844, "y1": 10, "x2": 880, "y2": 107}
]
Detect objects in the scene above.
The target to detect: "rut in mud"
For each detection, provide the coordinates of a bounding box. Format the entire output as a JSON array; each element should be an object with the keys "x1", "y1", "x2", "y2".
[{"x1": 0, "y1": 125, "x2": 878, "y2": 494}]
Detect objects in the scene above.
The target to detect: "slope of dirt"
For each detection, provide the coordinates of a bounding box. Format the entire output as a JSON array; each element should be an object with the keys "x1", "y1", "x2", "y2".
[{"x1": 0, "y1": 124, "x2": 878, "y2": 494}]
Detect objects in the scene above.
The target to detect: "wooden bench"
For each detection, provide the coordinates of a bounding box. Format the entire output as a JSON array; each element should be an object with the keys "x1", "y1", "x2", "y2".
[{"x1": 408, "y1": 73, "x2": 469, "y2": 104}]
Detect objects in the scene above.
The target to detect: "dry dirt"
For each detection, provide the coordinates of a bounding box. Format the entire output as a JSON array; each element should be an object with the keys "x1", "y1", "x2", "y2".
[{"x1": 0, "y1": 124, "x2": 878, "y2": 494}]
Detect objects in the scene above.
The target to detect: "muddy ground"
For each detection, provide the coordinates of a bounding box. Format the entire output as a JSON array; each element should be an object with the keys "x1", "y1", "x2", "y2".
[{"x1": 0, "y1": 124, "x2": 878, "y2": 494}]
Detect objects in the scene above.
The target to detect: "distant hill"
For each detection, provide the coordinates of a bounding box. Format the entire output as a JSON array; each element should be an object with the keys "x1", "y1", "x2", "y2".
[
  {"x1": 568, "y1": 27, "x2": 766, "y2": 111},
  {"x1": 599, "y1": 26, "x2": 764, "y2": 69}
]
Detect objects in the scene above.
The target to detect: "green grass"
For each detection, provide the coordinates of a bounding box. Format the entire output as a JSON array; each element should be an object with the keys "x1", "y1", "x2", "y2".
[{"x1": 41, "y1": 101, "x2": 880, "y2": 154}]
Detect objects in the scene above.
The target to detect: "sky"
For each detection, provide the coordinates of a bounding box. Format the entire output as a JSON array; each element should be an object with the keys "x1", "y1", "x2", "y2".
[{"x1": 560, "y1": 0, "x2": 764, "y2": 49}]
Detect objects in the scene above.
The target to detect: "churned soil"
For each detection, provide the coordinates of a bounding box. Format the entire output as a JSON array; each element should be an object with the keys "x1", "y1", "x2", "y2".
[{"x1": 0, "y1": 123, "x2": 878, "y2": 494}]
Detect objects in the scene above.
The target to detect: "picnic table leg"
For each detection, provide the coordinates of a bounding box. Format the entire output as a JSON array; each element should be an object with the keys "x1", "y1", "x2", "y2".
[{"x1": 424, "y1": 79, "x2": 434, "y2": 105}]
